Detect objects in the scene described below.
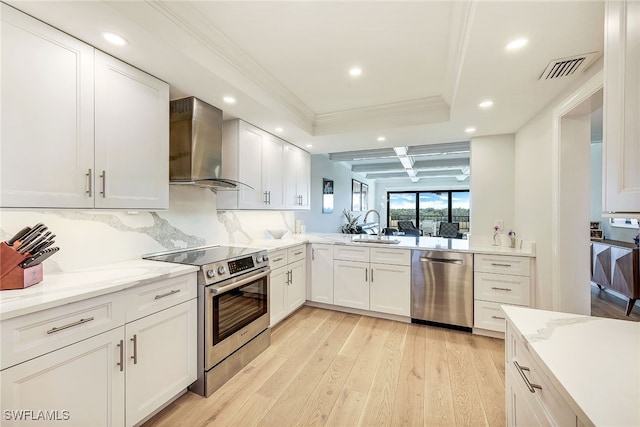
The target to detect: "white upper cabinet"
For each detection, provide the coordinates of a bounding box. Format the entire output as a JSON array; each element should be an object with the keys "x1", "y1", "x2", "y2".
[
  {"x1": 94, "y1": 52, "x2": 169, "y2": 209},
  {"x1": 0, "y1": 4, "x2": 169, "y2": 210},
  {"x1": 603, "y1": 1, "x2": 640, "y2": 213},
  {"x1": 284, "y1": 145, "x2": 311, "y2": 209},
  {"x1": 1, "y1": 3, "x2": 95, "y2": 208},
  {"x1": 219, "y1": 119, "x2": 310, "y2": 210}
]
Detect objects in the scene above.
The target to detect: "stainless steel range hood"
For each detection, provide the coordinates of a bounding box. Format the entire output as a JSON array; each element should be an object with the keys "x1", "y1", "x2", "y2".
[{"x1": 169, "y1": 97, "x2": 248, "y2": 189}]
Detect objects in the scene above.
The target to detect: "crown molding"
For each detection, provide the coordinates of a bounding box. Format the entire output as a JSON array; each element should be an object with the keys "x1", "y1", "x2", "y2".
[
  {"x1": 313, "y1": 97, "x2": 450, "y2": 136},
  {"x1": 442, "y1": 0, "x2": 476, "y2": 107}
]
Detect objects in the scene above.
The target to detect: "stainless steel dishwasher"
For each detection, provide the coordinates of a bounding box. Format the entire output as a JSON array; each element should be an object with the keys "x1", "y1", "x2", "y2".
[{"x1": 411, "y1": 250, "x2": 473, "y2": 330}]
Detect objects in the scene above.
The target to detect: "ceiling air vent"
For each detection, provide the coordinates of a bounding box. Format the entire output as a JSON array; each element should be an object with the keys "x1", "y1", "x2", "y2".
[{"x1": 539, "y1": 52, "x2": 599, "y2": 81}]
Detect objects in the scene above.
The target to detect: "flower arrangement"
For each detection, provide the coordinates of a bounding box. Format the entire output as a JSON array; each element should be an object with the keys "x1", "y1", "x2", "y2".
[
  {"x1": 508, "y1": 230, "x2": 517, "y2": 248},
  {"x1": 492, "y1": 225, "x2": 500, "y2": 246}
]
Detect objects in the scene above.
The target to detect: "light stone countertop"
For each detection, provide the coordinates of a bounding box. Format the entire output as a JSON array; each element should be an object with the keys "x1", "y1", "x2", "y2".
[
  {"x1": 0, "y1": 260, "x2": 198, "y2": 321},
  {"x1": 503, "y1": 305, "x2": 640, "y2": 427},
  {"x1": 244, "y1": 233, "x2": 536, "y2": 257}
]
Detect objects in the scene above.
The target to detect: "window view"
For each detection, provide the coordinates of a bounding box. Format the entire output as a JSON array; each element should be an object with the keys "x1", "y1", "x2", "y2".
[{"x1": 388, "y1": 190, "x2": 470, "y2": 237}]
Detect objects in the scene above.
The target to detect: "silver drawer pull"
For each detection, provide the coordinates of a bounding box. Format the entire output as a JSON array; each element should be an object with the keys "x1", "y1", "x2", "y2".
[
  {"x1": 154, "y1": 289, "x2": 181, "y2": 300},
  {"x1": 86, "y1": 168, "x2": 92, "y2": 197},
  {"x1": 513, "y1": 360, "x2": 542, "y2": 393},
  {"x1": 491, "y1": 287, "x2": 512, "y2": 292},
  {"x1": 491, "y1": 315, "x2": 506, "y2": 320},
  {"x1": 294, "y1": 251, "x2": 303, "y2": 255},
  {"x1": 131, "y1": 334, "x2": 138, "y2": 364},
  {"x1": 272, "y1": 257, "x2": 284, "y2": 263},
  {"x1": 491, "y1": 263, "x2": 512, "y2": 267},
  {"x1": 116, "y1": 339, "x2": 124, "y2": 372},
  {"x1": 46, "y1": 317, "x2": 95, "y2": 334}
]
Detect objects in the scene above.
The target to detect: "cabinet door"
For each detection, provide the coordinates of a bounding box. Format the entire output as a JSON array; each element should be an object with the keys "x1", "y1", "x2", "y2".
[
  {"x1": 0, "y1": 327, "x2": 124, "y2": 427},
  {"x1": 333, "y1": 260, "x2": 369, "y2": 310},
  {"x1": 506, "y1": 366, "x2": 545, "y2": 427},
  {"x1": 287, "y1": 259, "x2": 306, "y2": 312},
  {"x1": 604, "y1": 1, "x2": 640, "y2": 213},
  {"x1": 310, "y1": 244, "x2": 334, "y2": 304},
  {"x1": 262, "y1": 134, "x2": 284, "y2": 209},
  {"x1": 238, "y1": 122, "x2": 266, "y2": 209},
  {"x1": 269, "y1": 266, "x2": 288, "y2": 326},
  {"x1": 125, "y1": 299, "x2": 196, "y2": 427},
  {"x1": 283, "y1": 146, "x2": 311, "y2": 209},
  {"x1": 297, "y1": 150, "x2": 311, "y2": 209},
  {"x1": 94, "y1": 51, "x2": 169, "y2": 210},
  {"x1": 0, "y1": 4, "x2": 94, "y2": 208},
  {"x1": 369, "y1": 263, "x2": 411, "y2": 316}
]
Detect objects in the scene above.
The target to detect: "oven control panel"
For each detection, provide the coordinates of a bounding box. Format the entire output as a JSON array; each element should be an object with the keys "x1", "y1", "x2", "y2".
[{"x1": 228, "y1": 256, "x2": 255, "y2": 275}]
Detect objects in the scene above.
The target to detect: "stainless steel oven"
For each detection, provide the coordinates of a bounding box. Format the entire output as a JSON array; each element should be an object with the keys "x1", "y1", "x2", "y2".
[{"x1": 144, "y1": 245, "x2": 271, "y2": 397}]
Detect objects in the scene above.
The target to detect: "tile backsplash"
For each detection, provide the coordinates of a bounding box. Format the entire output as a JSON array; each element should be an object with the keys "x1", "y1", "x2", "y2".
[{"x1": 0, "y1": 186, "x2": 295, "y2": 272}]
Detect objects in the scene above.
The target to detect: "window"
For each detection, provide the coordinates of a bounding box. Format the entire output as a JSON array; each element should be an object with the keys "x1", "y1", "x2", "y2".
[{"x1": 387, "y1": 190, "x2": 470, "y2": 236}]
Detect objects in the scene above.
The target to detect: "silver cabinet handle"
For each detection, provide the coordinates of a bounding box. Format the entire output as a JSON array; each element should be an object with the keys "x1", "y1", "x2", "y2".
[
  {"x1": 365, "y1": 268, "x2": 368, "y2": 282},
  {"x1": 491, "y1": 315, "x2": 506, "y2": 320},
  {"x1": 272, "y1": 257, "x2": 284, "y2": 263},
  {"x1": 491, "y1": 263, "x2": 512, "y2": 267},
  {"x1": 100, "y1": 170, "x2": 106, "y2": 198},
  {"x1": 86, "y1": 168, "x2": 92, "y2": 197},
  {"x1": 46, "y1": 317, "x2": 95, "y2": 334},
  {"x1": 294, "y1": 251, "x2": 303, "y2": 256},
  {"x1": 130, "y1": 334, "x2": 138, "y2": 364},
  {"x1": 491, "y1": 287, "x2": 512, "y2": 292},
  {"x1": 513, "y1": 360, "x2": 542, "y2": 393},
  {"x1": 117, "y1": 339, "x2": 124, "y2": 372},
  {"x1": 312, "y1": 249, "x2": 315, "y2": 260},
  {"x1": 154, "y1": 289, "x2": 180, "y2": 300},
  {"x1": 371, "y1": 268, "x2": 374, "y2": 283},
  {"x1": 267, "y1": 191, "x2": 271, "y2": 205},
  {"x1": 264, "y1": 191, "x2": 268, "y2": 204}
]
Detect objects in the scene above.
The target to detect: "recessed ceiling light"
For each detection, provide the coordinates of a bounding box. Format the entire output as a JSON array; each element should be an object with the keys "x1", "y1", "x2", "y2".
[
  {"x1": 223, "y1": 96, "x2": 236, "y2": 104},
  {"x1": 349, "y1": 67, "x2": 362, "y2": 77},
  {"x1": 102, "y1": 32, "x2": 128, "y2": 46},
  {"x1": 478, "y1": 100, "x2": 494, "y2": 109},
  {"x1": 505, "y1": 38, "x2": 528, "y2": 51},
  {"x1": 377, "y1": 136, "x2": 386, "y2": 142},
  {"x1": 306, "y1": 144, "x2": 313, "y2": 148},
  {"x1": 465, "y1": 127, "x2": 476, "y2": 133},
  {"x1": 275, "y1": 127, "x2": 283, "y2": 133}
]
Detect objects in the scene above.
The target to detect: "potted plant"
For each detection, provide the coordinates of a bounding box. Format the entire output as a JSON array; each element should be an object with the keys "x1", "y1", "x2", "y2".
[{"x1": 342, "y1": 209, "x2": 361, "y2": 234}]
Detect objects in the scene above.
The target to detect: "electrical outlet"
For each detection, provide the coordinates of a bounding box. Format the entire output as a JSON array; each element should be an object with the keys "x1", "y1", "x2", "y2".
[{"x1": 494, "y1": 219, "x2": 504, "y2": 230}]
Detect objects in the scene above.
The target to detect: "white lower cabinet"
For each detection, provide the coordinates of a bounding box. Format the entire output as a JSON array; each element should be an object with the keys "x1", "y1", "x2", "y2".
[
  {"x1": 0, "y1": 327, "x2": 125, "y2": 427},
  {"x1": 332, "y1": 246, "x2": 411, "y2": 316},
  {"x1": 0, "y1": 273, "x2": 197, "y2": 427},
  {"x1": 309, "y1": 244, "x2": 334, "y2": 304},
  {"x1": 269, "y1": 245, "x2": 306, "y2": 326}
]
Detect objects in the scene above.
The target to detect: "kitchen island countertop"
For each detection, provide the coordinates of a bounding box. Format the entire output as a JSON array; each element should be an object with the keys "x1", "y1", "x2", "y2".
[{"x1": 503, "y1": 306, "x2": 640, "y2": 426}]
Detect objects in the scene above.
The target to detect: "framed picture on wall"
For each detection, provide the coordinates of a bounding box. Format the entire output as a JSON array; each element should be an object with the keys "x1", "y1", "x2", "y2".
[
  {"x1": 322, "y1": 178, "x2": 334, "y2": 213},
  {"x1": 589, "y1": 221, "x2": 601, "y2": 230},
  {"x1": 361, "y1": 183, "x2": 369, "y2": 211},
  {"x1": 590, "y1": 229, "x2": 603, "y2": 240},
  {"x1": 352, "y1": 179, "x2": 361, "y2": 211}
]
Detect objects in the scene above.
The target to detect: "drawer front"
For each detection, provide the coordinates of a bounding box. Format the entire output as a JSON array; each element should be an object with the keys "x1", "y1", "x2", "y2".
[
  {"x1": 507, "y1": 323, "x2": 577, "y2": 427},
  {"x1": 474, "y1": 300, "x2": 510, "y2": 332},
  {"x1": 474, "y1": 254, "x2": 531, "y2": 276},
  {"x1": 125, "y1": 273, "x2": 197, "y2": 322},
  {"x1": 474, "y1": 272, "x2": 530, "y2": 305},
  {"x1": 287, "y1": 245, "x2": 306, "y2": 263},
  {"x1": 1, "y1": 292, "x2": 125, "y2": 370},
  {"x1": 268, "y1": 249, "x2": 288, "y2": 270},
  {"x1": 369, "y1": 248, "x2": 410, "y2": 266},
  {"x1": 334, "y1": 245, "x2": 369, "y2": 262}
]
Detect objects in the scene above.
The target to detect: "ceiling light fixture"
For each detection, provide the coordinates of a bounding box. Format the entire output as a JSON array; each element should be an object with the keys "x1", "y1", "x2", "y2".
[
  {"x1": 478, "y1": 100, "x2": 494, "y2": 109},
  {"x1": 465, "y1": 127, "x2": 476, "y2": 133},
  {"x1": 102, "y1": 32, "x2": 128, "y2": 46},
  {"x1": 505, "y1": 38, "x2": 528, "y2": 51},
  {"x1": 275, "y1": 127, "x2": 283, "y2": 133},
  {"x1": 410, "y1": 177, "x2": 420, "y2": 183},
  {"x1": 349, "y1": 67, "x2": 362, "y2": 77},
  {"x1": 377, "y1": 136, "x2": 386, "y2": 142},
  {"x1": 223, "y1": 96, "x2": 236, "y2": 104},
  {"x1": 306, "y1": 144, "x2": 313, "y2": 148}
]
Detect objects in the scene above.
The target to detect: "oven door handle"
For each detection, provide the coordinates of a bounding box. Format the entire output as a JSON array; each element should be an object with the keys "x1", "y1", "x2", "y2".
[{"x1": 208, "y1": 269, "x2": 271, "y2": 295}]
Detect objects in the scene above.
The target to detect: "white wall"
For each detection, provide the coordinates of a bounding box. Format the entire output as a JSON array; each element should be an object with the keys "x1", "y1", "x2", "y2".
[
  {"x1": 0, "y1": 186, "x2": 295, "y2": 273},
  {"x1": 469, "y1": 134, "x2": 515, "y2": 245},
  {"x1": 294, "y1": 154, "x2": 375, "y2": 233},
  {"x1": 514, "y1": 59, "x2": 603, "y2": 311}
]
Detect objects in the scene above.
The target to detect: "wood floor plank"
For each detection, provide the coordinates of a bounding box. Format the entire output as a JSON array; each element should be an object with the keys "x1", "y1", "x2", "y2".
[
  {"x1": 445, "y1": 329, "x2": 488, "y2": 427},
  {"x1": 423, "y1": 326, "x2": 456, "y2": 427},
  {"x1": 325, "y1": 388, "x2": 368, "y2": 427},
  {"x1": 337, "y1": 315, "x2": 378, "y2": 359},
  {"x1": 257, "y1": 313, "x2": 360, "y2": 426},
  {"x1": 391, "y1": 323, "x2": 426, "y2": 426},
  {"x1": 218, "y1": 394, "x2": 275, "y2": 427},
  {"x1": 358, "y1": 321, "x2": 408, "y2": 427},
  {"x1": 465, "y1": 334, "x2": 506, "y2": 427}
]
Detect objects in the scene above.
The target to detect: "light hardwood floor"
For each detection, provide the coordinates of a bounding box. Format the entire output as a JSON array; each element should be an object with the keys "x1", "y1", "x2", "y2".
[
  {"x1": 144, "y1": 307, "x2": 505, "y2": 427},
  {"x1": 591, "y1": 284, "x2": 640, "y2": 321}
]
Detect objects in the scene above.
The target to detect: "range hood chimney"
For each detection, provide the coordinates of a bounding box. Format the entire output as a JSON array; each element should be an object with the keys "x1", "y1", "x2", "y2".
[{"x1": 169, "y1": 97, "x2": 248, "y2": 189}]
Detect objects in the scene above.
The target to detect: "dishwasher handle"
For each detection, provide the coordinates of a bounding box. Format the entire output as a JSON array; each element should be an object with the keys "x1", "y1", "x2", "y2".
[{"x1": 419, "y1": 257, "x2": 464, "y2": 265}]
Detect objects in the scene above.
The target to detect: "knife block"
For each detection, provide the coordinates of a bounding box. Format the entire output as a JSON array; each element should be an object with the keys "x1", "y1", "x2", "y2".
[{"x1": 0, "y1": 242, "x2": 43, "y2": 290}]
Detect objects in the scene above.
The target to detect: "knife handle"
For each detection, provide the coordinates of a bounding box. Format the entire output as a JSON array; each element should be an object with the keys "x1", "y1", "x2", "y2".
[{"x1": 86, "y1": 168, "x2": 92, "y2": 198}]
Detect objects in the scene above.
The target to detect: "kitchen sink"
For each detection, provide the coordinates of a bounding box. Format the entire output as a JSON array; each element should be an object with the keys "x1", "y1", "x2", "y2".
[{"x1": 351, "y1": 237, "x2": 401, "y2": 244}]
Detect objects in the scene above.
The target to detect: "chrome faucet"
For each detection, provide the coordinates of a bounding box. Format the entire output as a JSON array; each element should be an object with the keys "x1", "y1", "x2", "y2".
[{"x1": 364, "y1": 209, "x2": 382, "y2": 237}]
